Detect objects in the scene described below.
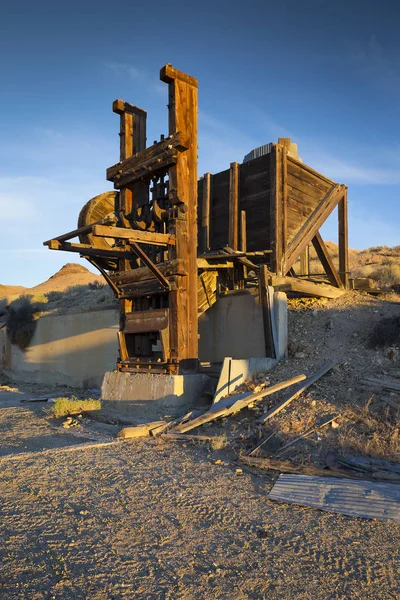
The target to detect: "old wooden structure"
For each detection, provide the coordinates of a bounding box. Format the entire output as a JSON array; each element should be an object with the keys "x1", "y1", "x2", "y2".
[{"x1": 44, "y1": 64, "x2": 349, "y2": 376}]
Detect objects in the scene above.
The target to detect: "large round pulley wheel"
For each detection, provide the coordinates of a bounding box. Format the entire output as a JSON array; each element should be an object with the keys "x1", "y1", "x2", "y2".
[{"x1": 78, "y1": 190, "x2": 119, "y2": 271}]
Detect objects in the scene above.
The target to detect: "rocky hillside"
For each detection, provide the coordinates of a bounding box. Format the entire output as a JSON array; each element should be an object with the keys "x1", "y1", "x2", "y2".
[{"x1": 297, "y1": 243, "x2": 400, "y2": 288}]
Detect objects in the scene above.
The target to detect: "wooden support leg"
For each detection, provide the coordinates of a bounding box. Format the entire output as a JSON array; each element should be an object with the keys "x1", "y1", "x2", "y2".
[
  {"x1": 312, "y1": 232, "x2": 343, "y2": 288},
  {"x1": 338, "y1": 188, "x2": 349, "y2": 289}
]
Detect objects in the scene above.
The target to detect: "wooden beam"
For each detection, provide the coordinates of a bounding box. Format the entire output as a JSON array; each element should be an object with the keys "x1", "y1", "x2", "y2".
[
  {"x1": 128, "y1": 242, "x2": 171, "y2": 289},
  {"x1": 110, "y1": 259, "x2": 184, "y2": 285},
  {"x1": 257, "y1": 361, "x2": 336, "y2": 424},
  {"x1": 268, "y1": 275, "x2": 346, "y2": 298},
  {"x1": 338, "y1": 187, "x2": 349, "y2": 289},
  {"x1": 46, "y1": 239, "x2": 136, "y2": 259},
  {"x1": 201, "y1": 173, "x2": 211, "y2": 252},
  {"x1": 160, "y1": 63, "x2": 198, "y2": 88},
  {"x1": 229, "y1": 162, "x2": 239, "y2": 251},
  {"x1": 285, "y1": 184, "x2": 345, "y2": 272},
  {"x1": 92, "y1": 225, "x2": 175, "y2": 247},
  {"x1": 43, "y1": 216, "x2": 115, "y2": 246},
  {"x1": 312, "y1": 232, "x2": 343, "y2": 288},
  {"x1": 107, "y1": 132, "x2": 187, "y2": 187}
]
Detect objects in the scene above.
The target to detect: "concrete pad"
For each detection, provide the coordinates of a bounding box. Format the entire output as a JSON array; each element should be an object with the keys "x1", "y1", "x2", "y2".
[
  {"x1": 101, "y1": 372, "x2": 210, "y2": 421},
  {"x1": 213, "y1": 357, "x2": 277, "y2": 404}
]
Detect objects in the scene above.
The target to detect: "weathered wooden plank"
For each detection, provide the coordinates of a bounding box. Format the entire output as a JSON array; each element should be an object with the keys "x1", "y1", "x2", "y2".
[
  {"x1": 267, "y1": 474, "x2": 400, "y2": 524},
  {"x1": 269, "y1": 275, "x2": 346, "y2": 299},
  {"x1": 287, "y1": 157, "x2": 335, "y2": 188},
  {"x1": 257, "y1": 361, "x2": 336, "y2": 424},
  {"x1": 173, "y1": 375, "x2": 306, "y2": 434},
  {"x1": 312, "y1": 232, "x2": 343, "y2": 288},
  {"x1": 47, "y1": 240, "x2": 135, "y2": 259},
  {"x1": 110, "y1": 259, "x2": 184, "y2": 285},
  {"x1": 124, "y1": 309, "x2": 169, "y2": 334},
  {"x1": 92, "y1": 225, "x2": 175, "y2": 247},
  {"x1": 43, "y1": 216, "x2": 115, "y2": 246}
]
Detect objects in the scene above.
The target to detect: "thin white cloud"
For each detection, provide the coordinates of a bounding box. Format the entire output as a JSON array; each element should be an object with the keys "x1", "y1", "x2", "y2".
[
  {"x1": 105, "y1": 61, "x2": 143, "y2": 80},
  {"x1": 350, "y1": 35, "x2": 400, "y2": 93}
]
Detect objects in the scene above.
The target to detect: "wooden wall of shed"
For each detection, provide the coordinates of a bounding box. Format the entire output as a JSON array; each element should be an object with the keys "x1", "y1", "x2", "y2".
[
  {"x1": 286, "y1": 156, "x2": 335, "y2": 245},
  {"x1": 198, "y1": 154, "x2": 273, "y2": 253}
]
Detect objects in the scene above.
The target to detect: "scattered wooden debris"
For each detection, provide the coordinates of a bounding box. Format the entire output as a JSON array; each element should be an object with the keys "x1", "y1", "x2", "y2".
[
  {"x1": 172, "y1": 374, "x2": 306, "y2": 434},
  {"x1": 267, "y1": 474, "x2": 400, "y2": 524},
  {"x1": 161, "y1": 433, "x2": 217, "y2": 442},
  {"x1": 241, "y1": 456, "x2": 353, "y2": 479},
  {"x1": 257, "y1": 361, "x2": 336, "y2": 424},
  {"x1": 118, "y1": 421, "x2": 166, "y2": 439},
  {"x1": 359, "y1": 376, "x2": 400, "y2": 393},
  {"x1": 274, "y1": 415, "x2": 341, "y2": 457}
]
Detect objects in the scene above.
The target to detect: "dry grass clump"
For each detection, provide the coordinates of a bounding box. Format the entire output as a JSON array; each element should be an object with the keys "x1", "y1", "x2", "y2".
[
  {"x1": 52, "y1": 397, "x2": 101, "y2": 418},
  {"x1": 210, "y1": 434, "x2": 229, "y2": 450},
  {"x1": 338, "y1": 397, "x2": 400, "y2": 460}
]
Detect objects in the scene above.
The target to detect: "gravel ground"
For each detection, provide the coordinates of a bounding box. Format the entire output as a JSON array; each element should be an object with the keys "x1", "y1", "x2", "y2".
[{"x1": 0, "y1": 406, "x2": 399, "y2": 599}]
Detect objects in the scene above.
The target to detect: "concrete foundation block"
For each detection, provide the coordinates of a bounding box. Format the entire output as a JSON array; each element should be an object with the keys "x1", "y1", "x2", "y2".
[
  {"x1": 213, "y1": 357, "x2": 277, "y2": 404},
  {"x1": 101, "y1": 371, "x2": 209, "y2": 421}
]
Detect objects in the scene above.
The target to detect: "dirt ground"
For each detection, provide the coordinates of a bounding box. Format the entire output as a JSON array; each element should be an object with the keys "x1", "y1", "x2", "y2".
[
  {"x1": 1, "y1": 289, "x2": 400, "y2": 599},
  {"x1": 0, "y1": 386, "x2": 399, "y2": 599}
]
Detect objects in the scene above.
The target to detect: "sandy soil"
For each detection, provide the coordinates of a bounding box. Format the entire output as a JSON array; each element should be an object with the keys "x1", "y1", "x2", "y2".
[{"x1": 0, "y1": 388, "x2": 399, "y2": 599}]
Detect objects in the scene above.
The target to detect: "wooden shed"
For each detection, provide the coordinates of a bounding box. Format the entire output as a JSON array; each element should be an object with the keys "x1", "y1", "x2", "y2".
[{"x1": 198, "y1": 137, "x2": 348, "y2": 291}]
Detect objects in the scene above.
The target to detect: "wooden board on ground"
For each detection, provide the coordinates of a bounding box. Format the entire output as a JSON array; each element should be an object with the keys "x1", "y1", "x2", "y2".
[
  {"x1": 257, "y1": 361, "x2": 336, "y2": 424},
  {"x1": 267, "y1": 474, "x2": 400, "y2": 525}
]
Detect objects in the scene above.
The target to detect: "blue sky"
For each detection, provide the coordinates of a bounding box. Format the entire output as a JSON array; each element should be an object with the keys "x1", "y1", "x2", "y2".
[{"x1": 1, "y1": 0, "x2": 399, "y2": 286}]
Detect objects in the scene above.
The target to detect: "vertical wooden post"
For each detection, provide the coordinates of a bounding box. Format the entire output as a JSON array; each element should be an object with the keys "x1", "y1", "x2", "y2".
[
  {"x1": 201, "y1": 172, "x2": 211, "y2": 252},
  {"x1": 240, "y1": 210, "x2": 247, "y2": 253},
  {"x1": 299, "y1": 244, "x2": 310, "y2": 276},
  {"x1": 270, "y1": 145, "x2": 286, "y2": 276},
  {"x1": 112, "y1": 100, "x2": 147, "y2": 359},
  {"x1": 160, "y1": 64, "x2": 199, "y2": 373},
  {"x1": 112, "y1": 100, "x2": 147, "y2": 219},
  {"x1": 338, "y1": 186, "x2": 349, "y2": 289},
  {"x1": 229, "y1": 162, "x2": 239, "y2": 251}
]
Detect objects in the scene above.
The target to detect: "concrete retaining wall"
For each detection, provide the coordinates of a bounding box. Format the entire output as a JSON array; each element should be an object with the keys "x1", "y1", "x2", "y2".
[
  {"x1": 0, "y1": 289, "x2": 287, "y2": 389},
  {"x1": 0, "y1": 309, "x2": 119, "y2": 388}
]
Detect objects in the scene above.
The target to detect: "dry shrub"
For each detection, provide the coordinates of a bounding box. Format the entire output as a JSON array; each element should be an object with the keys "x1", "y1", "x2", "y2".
[
  {"x1": 52, "y1": 397, "x2": 101, "y2": 418},
  {"x1": 338, "y1": 407, "x2": 400, "y2": 460},
  {"x1": 367, "y1": 316, "x2": 400, "y2": 348},
  {"x1": 6, "y1": 296, "x2": 39, "y2": 349}
]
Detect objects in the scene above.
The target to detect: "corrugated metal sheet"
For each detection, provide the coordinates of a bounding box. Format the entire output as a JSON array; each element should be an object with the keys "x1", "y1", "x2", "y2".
[
  {"x1": 268, "y1": 474, "x2": 400, "y2": 524},
  {"x1": 243, "y1": 143, "x2": 273, "y2": 163}
]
